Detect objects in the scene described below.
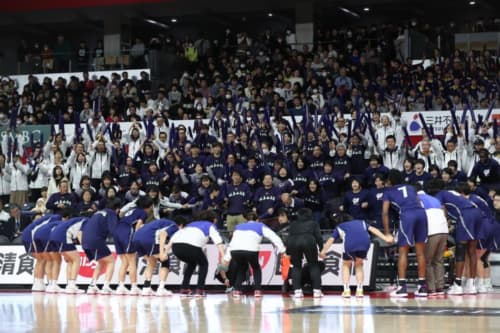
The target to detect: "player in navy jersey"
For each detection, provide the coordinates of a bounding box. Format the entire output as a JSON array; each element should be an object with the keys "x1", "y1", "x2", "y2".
[
  {"x1": 455, "y1": 182, "x2": 496, "y2": 293},
  {"x1": 382, "y1": 169, "x2": 428, "y2": 297},
  {"x1": 49, "y1": 215, "x2": 89, "y2": 294},
  {"x1": 224, "y1": 212, "x2": 286, "y2": 299},
  {"x1": 427, "y1": 179, "x2": 482, "y2": 295},
  {"x1": 32, "y1": 210, "x2": 72, "y2": 293},
  {"x1": 166, "y1": 210, "x2": 225, "y2": 297},
  {"x1": 114, "y1": 196, "x2": 154, "y2": 295},
  {"x1": 22, "y1": 214, "x2": 62, "y2": 292},
  {"x1": 135, "y1": 217, "x2": 185, "y2": 296},
  {"x1": 78, "y1": 202, "x2": 121, "y2": 295},
  {"x1": 340, "y1": 178, "x2": 370, "y2": 220},
  {"x1": 320, "y1": 213, "x2": 393, "y2": 297}
]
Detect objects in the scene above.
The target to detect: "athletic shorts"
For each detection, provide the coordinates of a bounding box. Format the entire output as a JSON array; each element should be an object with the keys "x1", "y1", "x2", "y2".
[
  {"x1": 134, "y1": 241, "x2": 159, "y2": 257},
  {"x1": 397, "y1": 208, "x2": 428, "y2": 247},
  {"x1": 55, "y1": 242, "x2": 77, "y2": 253},
  {"x1": 456, "y1": 207, "x2": 481, "y2": 242},
  {"x1": 342, "y1": 251, "x2": 368, "y2": 261},
  {"x1": 23, "y1": 241, "x2": 33, "y2": 254},
  {"x1": 83, "y1": 245, "x2": 111, "y2": 261},
  {"x1": 114, "y1": 227, "x2": 135, "y2": 255}
]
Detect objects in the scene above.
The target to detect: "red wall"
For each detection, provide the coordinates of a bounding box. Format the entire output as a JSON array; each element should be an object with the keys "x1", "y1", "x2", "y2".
[{"x1": 0, "y1": 0, "x2": 171, "y2": 12}]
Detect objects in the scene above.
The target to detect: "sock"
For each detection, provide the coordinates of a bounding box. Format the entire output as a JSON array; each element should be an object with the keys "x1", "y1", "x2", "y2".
[
  {"x1": 485, "y1": 278, "x2": 492, "y2": 286},
  {"x1": 477, "y1": 278, "x2": 484, "y2": 286},
  {"x1": 158, "y1": 281, "x2": 165, "y2": 289},
  {"x1": 118, "y1": 282, "x2": 125, "y2": 288},
  {"x1": 357, "y1": 284, "x2": 363, "y2": 291},
  {"x1": 103, "y1": 281, "x2": 110, "y2": 288},
  {"x1": 68, "y1": 280, "x2": 75, "y2": 287},
  {"x1": 89, "y1": 280, "x2": 96, "y2": 287},
  {"x1": 398, "y1": 279, "x2": 407, "y2": 287},
  {"x1": 418, "y1": 279, "x2": 426, "y2": 286},
  {"x1": 50, "y1": 280, "x2": 56, "y2": 286},
  {"x1": 144, "y1": 280, "x2": 151, "y2": 288},
  {"x1": 131, "y1": 283, "x2": 137, "y2": 289},
  {"x1": 344, "y1": 284, "x2": 349, "y2": 291},
  {"x1": 455, "y1": 278, "x2": 462, "y2": 286}
]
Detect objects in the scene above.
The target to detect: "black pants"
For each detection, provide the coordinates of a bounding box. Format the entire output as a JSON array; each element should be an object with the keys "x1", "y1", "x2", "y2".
[
  {"x1": 287, "y1": 235, "x2": 321, "y2": 290},
  {"x1": 231, "y1": 250, "x2": 261, "y2": 291},
  {"x1": 172, "y1": 243, "x2": 208, "y2": 289}
]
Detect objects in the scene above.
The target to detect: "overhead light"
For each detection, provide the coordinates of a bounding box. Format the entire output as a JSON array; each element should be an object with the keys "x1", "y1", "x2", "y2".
[
  {"x1": 363, "y1": 7, "x2": 370, "y2": 12},
  {"x1": 469, "y1": 0, "x2": 476, "y2": 5},
  {"x1": 171, "y1": 18, "x2": 178, "y2": 23},
  {"x1": 144, "y1": 18, "x2": 169, "y2": 29},
  {"x1": 268, "y1": 12, "x2": 273, "y2": 17},
  {"x1": 339, "y1": 7, "x2": 360, "y2": 18}
]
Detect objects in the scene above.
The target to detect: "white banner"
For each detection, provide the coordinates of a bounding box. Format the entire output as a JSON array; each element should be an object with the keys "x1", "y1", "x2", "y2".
[
  {"x1": 0, "y1": 244, "x2": 375, "y2": 287},
  {"x1": 10, "y1": 69, "x2": 150, "y2": 94},
  {"x1": 401, "y1": 109, "x2": 500, "y2": 136}
]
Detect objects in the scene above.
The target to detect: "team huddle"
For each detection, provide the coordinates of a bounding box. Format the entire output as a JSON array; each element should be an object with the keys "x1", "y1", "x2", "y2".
[{"x1": 20, "y1": 168, "x2": 499, "y2": 298}]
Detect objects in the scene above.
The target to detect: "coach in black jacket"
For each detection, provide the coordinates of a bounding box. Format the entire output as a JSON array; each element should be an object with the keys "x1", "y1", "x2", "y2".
[{"x1": 286, "y1": 207, "x2": 323, "y2": 298}]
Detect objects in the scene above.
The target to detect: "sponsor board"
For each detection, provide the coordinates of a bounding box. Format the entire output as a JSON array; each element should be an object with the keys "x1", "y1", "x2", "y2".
[{"x1": 0, "y1": 244, "x2": 375, "y2": 287}]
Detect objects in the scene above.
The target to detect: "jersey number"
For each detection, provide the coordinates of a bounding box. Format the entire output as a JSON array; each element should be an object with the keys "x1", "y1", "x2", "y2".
[{"x1": 397, "y1": 186, "x2": 408, "y2": 198}]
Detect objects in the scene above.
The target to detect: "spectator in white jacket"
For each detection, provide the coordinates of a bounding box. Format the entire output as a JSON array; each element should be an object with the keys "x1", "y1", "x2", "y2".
[
  {"x1": 5, "y1": 155, "x2": 30, "y2": 207},
  {"x1": 376, "y1": 135, "x2": 406, "y2": 170},
  {"x1": 411, "y1": 138, "x2": 444, "y2": 172},
  {"x1": 89, "y1": 135, "x2": 113, "y2": 189},
  {"x1": 0, "y1": 154, "x2": 11, "y2": 204}
]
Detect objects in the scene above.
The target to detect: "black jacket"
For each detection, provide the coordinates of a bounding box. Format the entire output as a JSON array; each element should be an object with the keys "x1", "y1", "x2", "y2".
[
  {"x1": 1, "y1": 215, "x2": 31, "y2": 241},
  {"x1": 287, "y1": 209, "x2": 323, "y2": 251}
]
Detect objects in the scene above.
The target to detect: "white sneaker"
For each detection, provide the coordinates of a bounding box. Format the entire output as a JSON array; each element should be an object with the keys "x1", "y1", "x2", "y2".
[
  {"x1": 291, "y1": 290, "x2": 304, "y2": 299},
  {"x1": 389, "y1": 285, "x2": 408, "y2": 298},
  {"x1": 64, "y1": 285, "x2": 84, "y2": 294},
  {"x1": 464, "y1": 280, "x2": 477, "y2": 295},
  {"x1": 115, "y1": 285, "x2": 130, "y2": 295},
  {"x1": 447, "y1": 283, "x2": 464, "y2": 295},
  {"x1": 98, "y1": 286, "x2": 114, "y2": 295},
  {"x1": 313, "y1": 289, "x2": 323, "y2": 298},
  {"x1": 86, "y1": 285, "x2": 100, "y2": 295},
  {"x1": 129, "y1": 286, "x2": 142, "y2": 296},
  {"x1": 31, "y1": 282, "x2": 45, "y2": 292},
  {"x1": 141, "y1": 287, "x2": 153, "y2": 296},
  {"x1": 45, "y1": 284, "x2": 64, "y2": 293},
  {"x1": 156, "y1": 288, "x2": 173, "y2": 297},
  {"x1": 477, "y1": 284, "x2": 488, "y2": 293}
]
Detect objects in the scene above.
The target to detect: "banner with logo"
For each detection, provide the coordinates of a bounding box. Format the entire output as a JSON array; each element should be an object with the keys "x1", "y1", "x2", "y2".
[
  {"x1": 0, "y1": 244, "x2": 375, "y2": 287},
  {"x1": 401, "y1": 109, "x2": 500, "y2": 136}
]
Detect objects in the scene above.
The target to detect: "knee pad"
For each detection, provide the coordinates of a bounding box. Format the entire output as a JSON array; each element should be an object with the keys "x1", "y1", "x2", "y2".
[
  {"x1": 455, "y1": 243, "x2": 466, "y2": 262},
  {"x1": 160, "y1": 259, "x2": 170, "y2": 268},
  {"x1": 480, "y1": 250, "x2": 490, "y2": 269}
]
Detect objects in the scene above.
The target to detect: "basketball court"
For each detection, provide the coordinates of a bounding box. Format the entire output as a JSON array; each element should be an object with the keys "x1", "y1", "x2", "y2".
[{"x1": 1, "y1": 291, "x2": 499, "y2": 333}]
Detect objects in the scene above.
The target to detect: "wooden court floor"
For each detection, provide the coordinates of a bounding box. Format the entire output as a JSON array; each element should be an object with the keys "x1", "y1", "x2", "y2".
[{"x1": 0, "y1": 291, "x2": 499, "y2": 333}]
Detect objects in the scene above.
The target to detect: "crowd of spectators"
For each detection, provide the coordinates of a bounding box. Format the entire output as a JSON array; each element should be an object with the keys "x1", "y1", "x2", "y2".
[{"x1": 0, "y1": 21, "x2": 500, "y2": 242}]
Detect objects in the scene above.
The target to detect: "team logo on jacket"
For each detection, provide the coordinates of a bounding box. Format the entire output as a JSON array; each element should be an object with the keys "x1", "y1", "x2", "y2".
[{"x1": 484, "y1": 169, "x2": 490, "y2": 177}]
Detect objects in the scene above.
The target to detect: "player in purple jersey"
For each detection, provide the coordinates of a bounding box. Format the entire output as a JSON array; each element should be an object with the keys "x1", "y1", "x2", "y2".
[
  {"x1": 137, "y1": 216, "x2": 185, "y2": 296},
  {"x1": 427, "y1": 179, "x2": 482, "y2": 295},
  {"x1": 21, "y1": 214, "x2": 62, "y2": 292},
  {"x1": 455, "y1": 182, "x2": 495, "y2": 294},
  {"x1": 320, "y1": 213, "x2": 393, "y2": 298},
  {"x1": 114, "y1": 196, "x2": 154, "y2": 296},
  {"x1": 382, "y1": 169, "x2": 428, "y2": 298},
  {"x1": 78, "y1": 202, "x2": 121, "y2": 295}
]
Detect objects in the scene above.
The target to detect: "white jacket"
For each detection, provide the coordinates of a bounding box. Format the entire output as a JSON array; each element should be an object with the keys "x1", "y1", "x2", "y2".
[
  {"x1": 0, "y1": 168, "x2": 11, "y2": 195},
  {"x1": 89, "y1": 142, "x2": 112, "y2": 179},
  {"x1": 5, "y1": 161, "x2": 30, "y2": 191}
]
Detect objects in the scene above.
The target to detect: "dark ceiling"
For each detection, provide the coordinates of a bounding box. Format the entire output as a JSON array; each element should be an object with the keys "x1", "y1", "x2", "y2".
[{"x1": 0, "y1": 0, "x2": 498, "y2": 37}]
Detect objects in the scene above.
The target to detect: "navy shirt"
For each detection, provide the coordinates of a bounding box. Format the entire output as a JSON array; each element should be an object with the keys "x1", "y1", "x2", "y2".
[
  {"x1": 318, "y1": 171, "x2": 339, "y2": 197},
  {"x1": 343, "y1": 189, "x2": 371, "y2": 220},
  {"x1": 382, "y1": 184, "x2": 423, "y2": 213},
  {"x1": 434, "y1": 190, "x2": 476, "y2": 220},
  {"x1": 220, "y1": 183, "x2": 251, "y2": 215},
  {"x1": 253, "y1": 186, "x2": 281, "y2": 218},
  {"x1": 46, "y1": 192, "x2": 75, "y2": 214},
  {"x1": 81, "y1": 209, "x2": 119, "y2": 248}
]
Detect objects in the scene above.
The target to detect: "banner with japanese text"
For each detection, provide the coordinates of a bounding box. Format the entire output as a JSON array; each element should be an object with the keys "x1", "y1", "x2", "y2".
[{"x1": 0, "y1": 244, "x2": 375, "y2": 287}]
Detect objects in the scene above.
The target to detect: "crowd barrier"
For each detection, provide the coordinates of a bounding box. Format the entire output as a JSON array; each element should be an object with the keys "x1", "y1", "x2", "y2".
[{"x1": 0, "y1": 243, "x2": 376, "y2": 288}]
